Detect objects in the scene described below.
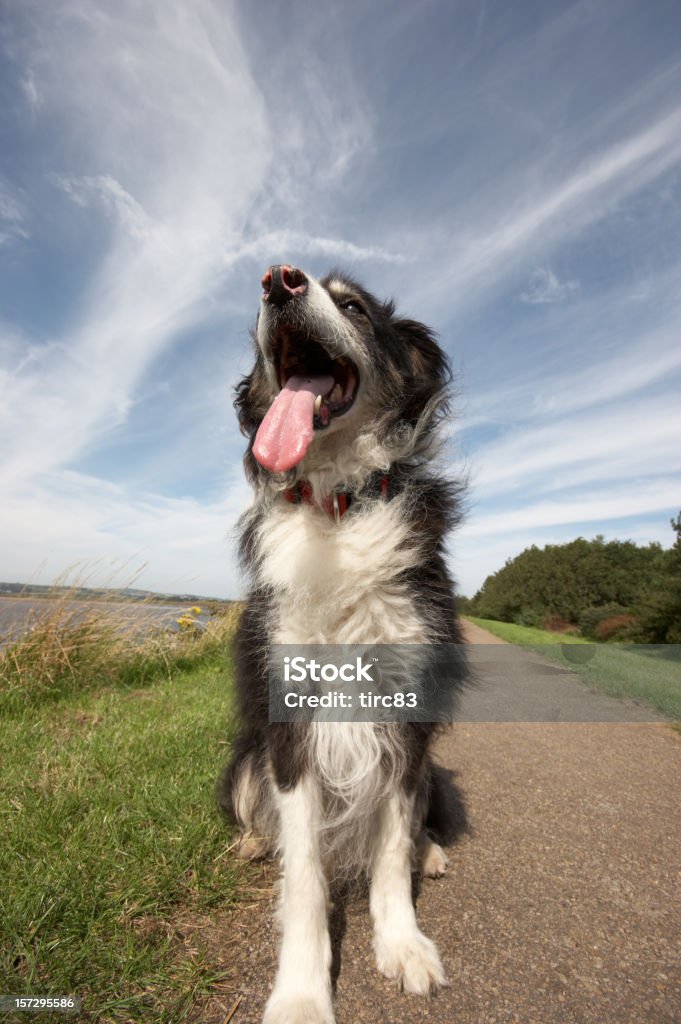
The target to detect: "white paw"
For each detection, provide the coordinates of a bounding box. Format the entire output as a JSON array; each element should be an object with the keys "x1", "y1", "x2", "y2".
[
  {"x1": 262, "y1": 993, "x2": 335, "y2": 1024},
  {"x1": 235, "y1": 832, "x2": 271, "y2": 860},
  {"x1": 374, "y1": 929, "x2": 448, "y2": 994},
  {"x1": 420, "y1": 840, "x2": 448, "y2": 879}
]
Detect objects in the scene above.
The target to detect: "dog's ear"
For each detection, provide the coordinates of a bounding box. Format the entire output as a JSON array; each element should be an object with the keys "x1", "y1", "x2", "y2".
[
  {"x1": 234, "y1": 348, "x2": 275, "y2": 484},
  {"x1": 234, "y1": 351, "x2": 270, "y2": 437},
  {"x1": 395, "y1": 319, "x2": 450, "y2": 384},
  {"x1": 393, "y1": 318, "x2": 452, "y2": 423}
]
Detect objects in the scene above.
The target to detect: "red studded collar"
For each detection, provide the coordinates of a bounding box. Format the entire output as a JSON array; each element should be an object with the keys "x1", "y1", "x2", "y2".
[{"x1": 283, "y1": 474, "x2": 391, "y2": 522}]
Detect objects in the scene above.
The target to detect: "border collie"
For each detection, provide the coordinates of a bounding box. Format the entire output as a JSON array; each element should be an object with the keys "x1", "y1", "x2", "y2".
[{"x1": 217, "y1": 265, "x2": 467, "y2": 1024}]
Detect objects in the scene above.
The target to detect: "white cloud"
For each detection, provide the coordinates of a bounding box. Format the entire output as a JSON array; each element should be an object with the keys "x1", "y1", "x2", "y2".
[
  {"x1": 1, "y1": 1, "x2": 272, "y2": 490},
  {"x1": 471, "y1": 392, "x2": 681, "y2": 497},
  {"x1": 20, "y1": 67, "x2": 43, "y2": 114},
  {"x1": 521, "y1": 267, "x2": 579, "y2": 304},
  {"x1": 0, "y1": 468, "x2": 253, "y2": 598},
  {"x1": 0, "y1": 1, "x2": 387, "y2": 495},
  {"x1": 462, "y1": 478, "x2": 681, "y2": 539},
  {"x1": 51, "y1": 174, "x2": 152, "y2": 240},
  {"x1": 0, "y1": 0, "x2": 391, "y2": 590},
  {"x1": 453, "y1": 279, "x2": 681, "y2": 592},
  {"x1": 460, "y1": 306, "x2": 681, "y2": 431},
  {"x1": 225, "y1": 230, "x2": 409, "y2": 268},
  {"x1": 411, "y1": 100, "x2": 681, "y2": 316},
  {"x1": 0, "y1": 177, "x2": 29, "y2": 246}
]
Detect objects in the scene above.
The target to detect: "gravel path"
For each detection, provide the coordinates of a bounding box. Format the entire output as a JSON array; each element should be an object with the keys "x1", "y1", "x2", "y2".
[{"x1": 191, "y1": 623, "x2": 681, "y2": 1023}]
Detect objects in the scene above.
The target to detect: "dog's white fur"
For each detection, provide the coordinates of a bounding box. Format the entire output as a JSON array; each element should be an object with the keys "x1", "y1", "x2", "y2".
[
  {"x1": 265, "y1": 779, "x2": 335, "y2": 1024},
  {"x1": 257, "y1": 498, "x2": 430, "y2": 645},
  {"x1": 257, "y1": 497, "x2": 447, "y2": 1022}
]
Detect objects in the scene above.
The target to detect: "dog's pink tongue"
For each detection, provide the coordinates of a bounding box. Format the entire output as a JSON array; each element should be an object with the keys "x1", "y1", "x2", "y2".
[{"x1": 253, "y1": 374, "x2": 334, "y2": 472}]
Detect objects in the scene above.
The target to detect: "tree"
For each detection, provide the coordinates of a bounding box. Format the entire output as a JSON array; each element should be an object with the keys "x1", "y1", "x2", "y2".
[
  {"x1": 635, "y1": 512, "x2": 681, "y2": 643},
  {"x1": 470, "y1": 526, "x2": 671, "y2": 635}
]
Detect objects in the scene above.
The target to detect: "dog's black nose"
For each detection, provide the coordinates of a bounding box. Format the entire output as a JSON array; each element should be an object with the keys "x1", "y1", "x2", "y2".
[{"x1": 261, "y1": 265, "x2": 308, "y2": 307}]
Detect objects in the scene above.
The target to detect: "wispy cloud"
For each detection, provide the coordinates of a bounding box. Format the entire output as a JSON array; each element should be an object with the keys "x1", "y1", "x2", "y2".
[
  {"x1": 50, "y1": 174, "x2": 152, "y2": 240},
  {"x1": 472, "y1": 393, "x2": 681, "y2": 495},
  {"x1": 1, "y1": 0, "x2": 272, "y2": 487},
  {"x1": 520, "y1": 267, "x2": 579, "y2": 304},
  {"x1": 226, "y1": 230, "x2": 409, "y2": 268},
  {"x1": 460, "y1": 303, "x2": 681, "y2": 430},
  {"x1": 411, "y1": 101, "x2": 681, "y2": 316},
  {"x1": 0, "y1": 0, "x2": 378, "y2": 496},
  {"x1": 0, "y1": 0, "x2": 393, "y2": 592},
  {"x1": 0, "y1": 177, "x2": 29, "y2": 246},
  {"x1": 463, "y1": 478, "x2": 681, "y2": 538},
  {"x1": 20, "y1": 67, "x2": 43, "y2": 115},
  {"x1": 453, "y1": 268, "x2": 681, "y2": 594}
]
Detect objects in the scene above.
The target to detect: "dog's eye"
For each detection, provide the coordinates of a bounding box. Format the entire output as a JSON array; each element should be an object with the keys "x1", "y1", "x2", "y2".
[{"x1": 340, "y1": 299, "x2": 364, "y2": 316}]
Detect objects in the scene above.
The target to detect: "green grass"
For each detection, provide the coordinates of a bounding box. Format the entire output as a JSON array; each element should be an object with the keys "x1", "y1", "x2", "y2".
[
  {"x1": 468, "y1": 617, "x2": 681, "y2": 720},
  {"x1": 467, "y1": 617, "x2": 587, "y2": 646},
  {"x1": 0, "y1": 650, "x2": 242, "y2": 1023}
]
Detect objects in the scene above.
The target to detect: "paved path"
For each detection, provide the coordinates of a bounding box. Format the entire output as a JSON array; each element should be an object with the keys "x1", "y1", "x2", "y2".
[
  {"x1": 459, "y1": 622, "x2": 667, "y2": 723},
  {"x1": 190, "y1": 623, "x2": 681, "y2": 1024}
]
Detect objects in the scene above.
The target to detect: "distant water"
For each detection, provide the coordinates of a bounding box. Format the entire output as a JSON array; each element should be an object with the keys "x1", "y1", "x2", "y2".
[{"x1": 0, "y1": 596, "x2": 201, "y2": 643}]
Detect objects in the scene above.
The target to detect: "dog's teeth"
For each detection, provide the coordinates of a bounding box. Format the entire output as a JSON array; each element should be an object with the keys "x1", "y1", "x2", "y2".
[
  {"x1": 314, "y1": 394, "x2": 323, "y2": 413},
  {"x1": 329, "y1": 384, "x2": 342, "y2": 403}
]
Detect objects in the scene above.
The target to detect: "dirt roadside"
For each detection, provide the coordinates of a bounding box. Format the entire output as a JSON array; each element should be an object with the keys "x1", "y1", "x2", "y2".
[{"x1": 189, "y1": 622, "x2": 681, "y2": 1024}]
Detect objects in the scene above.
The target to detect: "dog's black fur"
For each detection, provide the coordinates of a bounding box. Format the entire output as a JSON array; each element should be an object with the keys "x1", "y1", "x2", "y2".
[{"x1": 218, "y1": 268, "x2": 466, "y2": 801}]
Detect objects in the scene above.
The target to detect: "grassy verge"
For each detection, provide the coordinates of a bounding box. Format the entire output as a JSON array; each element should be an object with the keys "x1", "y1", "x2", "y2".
[
  {"x1": 0, "y1": 604, "x2": 244, "y2": 1022},
  {"x1": 0, "y1": 590, "x2": 243, "y2": 714},
  {"x1": 466, "y1": 617, "x2": 587, "y2": 646},
  {"x1": 467, "y1": 617, "x2": 681, "y2": 720}
]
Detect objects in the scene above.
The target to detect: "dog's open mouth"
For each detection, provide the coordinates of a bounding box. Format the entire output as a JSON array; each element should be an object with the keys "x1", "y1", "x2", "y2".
[
  {"x1": 278, "y1": 331, "x2": 359, "y2": 426},
  {"x1": 253, "y1": 330, "x2": 359, "y2": 473}
]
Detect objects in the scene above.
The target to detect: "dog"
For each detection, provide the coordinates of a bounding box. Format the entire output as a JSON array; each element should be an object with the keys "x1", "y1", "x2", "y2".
[{"x1": 217, "y1": 265, "x2": 467, "y2": 1024}]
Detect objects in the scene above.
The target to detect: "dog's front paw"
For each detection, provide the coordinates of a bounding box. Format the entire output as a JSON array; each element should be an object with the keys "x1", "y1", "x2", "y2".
[
  {"x1": 420, "y1": 840, "x2": 448, "y2": 879},
  {"x1": 374, "y1": 929, "x2": 448, "y2": 995},
  {"x1": 235, "y1": 832, "x2": 271, "y2": 860},
  {"x1": 262, "y1": 993, "x2": 335, "y2": 1024}
]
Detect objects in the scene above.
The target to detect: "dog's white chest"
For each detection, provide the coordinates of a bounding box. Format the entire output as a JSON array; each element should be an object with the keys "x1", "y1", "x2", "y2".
[{"x1": 256, "y1": 499, "x2": 429, "y2": 645}]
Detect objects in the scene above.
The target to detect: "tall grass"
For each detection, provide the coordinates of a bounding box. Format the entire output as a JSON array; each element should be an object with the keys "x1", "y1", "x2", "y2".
[{"x1": 0, "y1": 587, "x2": 243, "y2": 713}]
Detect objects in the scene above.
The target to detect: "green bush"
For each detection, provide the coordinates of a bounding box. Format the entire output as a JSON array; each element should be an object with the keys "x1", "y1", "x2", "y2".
[
  {"x1": 472, "y1": 536, "x2": 665, "y2": 626},
  {"x1": 541, "y1": 613, "x2": 578, "y2": 633},
  {"x1": 594, "y1": 613, "x2": 637, "y2": 641},
  {"x1": 513, "y1": 606, "x2": 541, "y2": 627},
  {"x1": 634, "y1": 512, "x2": 681, "y2": 643},
  {"x1": 579, "y1": 603, "x2": 630, "y2": 639}
]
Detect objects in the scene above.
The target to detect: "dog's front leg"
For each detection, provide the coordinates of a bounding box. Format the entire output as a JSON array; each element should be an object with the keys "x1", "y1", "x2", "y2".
[
  {"x1": 370, "y1": 792, "x2": 447, "y2": 995},
  {"x1": 263, "y1": 775, "x2": 334, "y2": 1024}
]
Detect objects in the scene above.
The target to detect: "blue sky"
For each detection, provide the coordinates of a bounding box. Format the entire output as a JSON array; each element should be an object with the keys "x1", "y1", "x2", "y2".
[{"x1": 1, "y1": 0, "x2": 680, "y2": 599}]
